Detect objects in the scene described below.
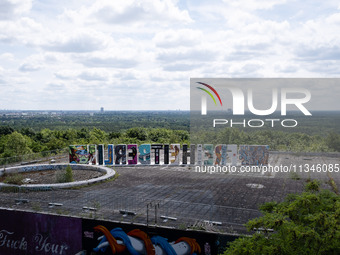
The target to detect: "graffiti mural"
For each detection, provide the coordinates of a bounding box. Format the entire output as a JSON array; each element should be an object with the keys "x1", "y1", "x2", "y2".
[
  {"x1": 227, "y1": 144, "x2": 238, "y2": 166},
  {"x1": 81, "y1": 218, "x2": 238, "y2": 255},
  {"x1": 105, "y1": 145, "x2": 114, "y2": 165},
  {"x1": 214, "y1": 144, "x2": 225, "y2": 165},
  {"x1": 170, "y1": 144, "x2": 180, "y2": 164},
  {"x1": 203, "y1": 144, "x2": 214, "y2": 166},
  {"x1": 92, "y1": 225, "x2": 201, "y2": 255},
  {"x1": 88, "y1": 144, "x2": 97, "y2": 164},
  {"x1": 239, "y1": 145, "x2": 269, "y2": 165},
  {"x1": 138, "y1": 144, "x2": 151, "y2": 165},
  {"x1": 69, "y1": 145, "x2": 96, "y2": 164},
  {"x1": 115, "y1": 145, "x2": 126, "y2": 165},
  {"x1": 0, "y1": 209, "x2": 82, "y2": 255},
  {"x1": 69, "y1": 144, "x2": 270, "y2": 165},
  {"x1": 127, "y1": 144, "x2": 138, "y2": 165},
  {"x1": 151, "y1": 144, "x2": 163, "y2": 164},
  {"x1": 97, "y1": 144, "x2": 104, "y2": 165}
]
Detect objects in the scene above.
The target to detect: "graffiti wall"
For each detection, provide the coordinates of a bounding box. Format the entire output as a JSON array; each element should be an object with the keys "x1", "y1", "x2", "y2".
[
  {"x1": 0, "y1": 209, "x2": 238, "y2": 255},
  {"x1": 69, "y1": 145, "x2": 97, "y2": 164},
  {"x1": 0, "y1": 209, "x2": 82, "y2": 255},
  {"x1": 239, "y1": 145, "x2": 269, "y2": 165},
  {"x1": 70, "y1": 144, "x2": 269, "y2": 166},
  {"x1": 82, "y1": 219, "x2": 237, "y2": 255}
]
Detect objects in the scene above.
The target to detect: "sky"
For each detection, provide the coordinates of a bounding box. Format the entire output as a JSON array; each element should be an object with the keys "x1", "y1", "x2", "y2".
[{"x1": 0, "y1": 0, "x2": 340, "y2": 111}]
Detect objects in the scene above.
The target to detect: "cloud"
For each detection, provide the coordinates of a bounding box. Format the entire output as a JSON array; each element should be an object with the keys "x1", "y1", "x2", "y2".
[
  {"x1": 163, "y1": 62, "x2": 201, "y2": 71},
  {"x1": 295, "y1": 46, "x2": 340, "y2": 61},
  {"x1": 45, "y1": 82, "x2": 65, "y2": 91},
  {"x1": 157, "y1": 48, "x2": 218, "y2": 62},
  {"x1": 54, "y1": 70, "x2": 77, "y2": 80},
  {"x1": 78, "y1": 55, "x2": 139, "y2": 68},
  {"x1": 78, "y1": 70, "x2": 108, "y2": 81},
  {"x1": 153, "y1": 29, "x2": 203, "y2": 48},
  {"x1": 223, "y1": 0, "x2": 287, "y2": 11},
  {"x1": 0, "y1": 0, "x2": 32, "y2": 20},
  {"x1": 19, "y1": 63, "x2": 41, "y2": 72},
  {"x1": 43, "y1": 32, "x2": 106, "y2": 53},
  {"x1": 0, "y1": 17, "x2": 44, "y2": 45},
  {"x1": 91, "y1": 0, "x2": 192, "y2": 25}
]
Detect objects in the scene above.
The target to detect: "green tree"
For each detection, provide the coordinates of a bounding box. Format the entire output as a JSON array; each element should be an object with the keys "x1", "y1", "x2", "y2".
[
  {"x1": 0, "y1": 126, "x2": 14, "y2": 136},
  {"x1": 326, "y1": 132, "x2": 340, "y2": 152},
  {"x1": 1, "y1": 131, "x2": 32, "y2": 157},
  {"x1": 89, "y1": 127, "x2": 107, "y2": 144},
  {"x1": 223, "y1": 180, "x2": 340, "y2": 255},
  {"x1": 126, "y1": 127, "x2": 148, "y2": 141}
]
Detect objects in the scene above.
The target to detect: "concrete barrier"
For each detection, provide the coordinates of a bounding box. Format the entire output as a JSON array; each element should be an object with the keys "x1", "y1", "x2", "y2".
[{"x1": 0, "y1": 164, "x2": 116, "y2": 189}]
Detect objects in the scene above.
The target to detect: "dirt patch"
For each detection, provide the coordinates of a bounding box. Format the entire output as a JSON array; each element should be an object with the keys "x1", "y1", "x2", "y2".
[{"x1": 1, "y1": 170, "x2": 104, "y2": 184}]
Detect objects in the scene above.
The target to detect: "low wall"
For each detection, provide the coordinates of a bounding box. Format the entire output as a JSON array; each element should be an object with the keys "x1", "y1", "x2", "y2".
[{"x1": 0, "y1": 164, "x2": 116, "y2": 189}]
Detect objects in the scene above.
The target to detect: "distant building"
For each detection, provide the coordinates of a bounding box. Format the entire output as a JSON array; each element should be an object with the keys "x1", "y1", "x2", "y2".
[{"x1": 100, "y1": 107, "x2": 104, "y2": 113}]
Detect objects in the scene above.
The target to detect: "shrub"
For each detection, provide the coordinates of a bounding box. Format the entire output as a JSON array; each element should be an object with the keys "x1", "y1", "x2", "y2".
[
  {"x1": 56, "y1": 165, "x2": 74, "y2": 183},
  {"x1": 3, "y1": 173, "x2": 24, "y2": 185}
]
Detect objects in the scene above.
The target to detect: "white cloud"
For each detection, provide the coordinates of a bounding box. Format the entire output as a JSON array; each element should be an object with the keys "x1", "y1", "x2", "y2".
[
  {"x1": 153, "y1": 29, "x2": 203, "y2": 48},
  {"x1": 19, "y1": 62, "x2": 41, "y2": 72},
  {"x1": 78, "y1": 70, "x2": 109, "y2": 81},
  {"x1": 91, "y1": 0, "x2": 192, "y2": 25},
  {"x1": 0, "y1": 0, "x2": 32, "y2": 20},
  {"x1": 223, "y1": 0, "x2": 287, "y2": 11},
  {"x1": 43, "y1": 31, "x2": 107, "y2": 53}
]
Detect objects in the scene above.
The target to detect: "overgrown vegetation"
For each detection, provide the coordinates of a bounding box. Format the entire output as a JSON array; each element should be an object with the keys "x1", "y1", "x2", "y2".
[
  {"x1": 56, "y1": 165, "x2": 74, "y2": 183},
  {"x1": 222, "y1": 180, "x2": 340, "y2": 255},
  {"x1": 3, "y1": 173, "x2": 24, "y2": 185}
]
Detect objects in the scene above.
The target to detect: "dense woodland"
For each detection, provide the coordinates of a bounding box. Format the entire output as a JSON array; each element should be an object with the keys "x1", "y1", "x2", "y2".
[{"x1": 0, "y1": 111, "x2": 340, "y2": 162}]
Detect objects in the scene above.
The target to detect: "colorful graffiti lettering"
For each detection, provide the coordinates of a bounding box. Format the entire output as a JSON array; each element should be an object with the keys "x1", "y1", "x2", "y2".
[
  {"x1": 203, "y1": 144, "x2": 214, "y2": 166},
  {"x1": 127, "y1": 144, "x2": 138, "y2": 165},
  {"x1": 139, "y1": 144, "x2": 151, "y2": 165},
  {"x1": 239, "y1": 145, "x2": 269, "y2": 165},
  {"x1": 69, "y1": 145, "x2": 97, "y2": 164},
  {"x1": 170, "y1": 144, "x2": 180, "y2": 165},
  {"x1": 93, "y1": 225, "x2": 201, "y2": 255},
  {"x1": 69, "y1": 144, "x2": 269, "y2": 166}
]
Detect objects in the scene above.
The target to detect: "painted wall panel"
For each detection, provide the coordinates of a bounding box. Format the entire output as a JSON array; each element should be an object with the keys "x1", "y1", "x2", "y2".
[
  {"x1": 69, "y1": 145, "x2": 90, "y2": 164},
  {"x1": 203, "y1": 144, "x2": 214, "y2": 166},
  {"x1": 170, "y1": 144, "x2": 180, "y2": 165},
  {"x1": 127, "y1": 144, "x2": 138, "y2": 165},
  {"x1": 97, "y1": 144, "x2": 104, "y2": 165},
  {"x1": 138, "y1": 144, "x2": 151, "y2": 165},
  {"x1": 239, "y1": 145, "x2": 269, "y2": 165},
  {"x1": 227, "y1": 144, "x2": 238, "y2": 166},
  {"x1": 115, "y1": 145, "x2": 126, "y2": 165},
  {"x1": 0, "y1": 210, "x2": 82, "y2": 255},
  {"x1": 104, "y1": 144, "x2": 114, "y2": 166}
]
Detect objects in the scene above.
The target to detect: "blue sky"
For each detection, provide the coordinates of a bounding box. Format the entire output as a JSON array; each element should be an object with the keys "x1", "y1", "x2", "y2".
[{"x1": 0, "y1": 0, "x2": 340, "y2": 110}]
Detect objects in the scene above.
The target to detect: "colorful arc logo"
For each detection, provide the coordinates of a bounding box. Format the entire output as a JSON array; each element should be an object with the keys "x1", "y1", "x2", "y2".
[
  {"x1": 196, "y1": 82, "x2": 222, "y2": 115},
  {"x1": 196, "y1": 82, "x2": 223, "y2": 106}
]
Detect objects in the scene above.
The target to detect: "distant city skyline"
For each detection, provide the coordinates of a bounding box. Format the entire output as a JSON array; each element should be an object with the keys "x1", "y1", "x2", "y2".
[{"x1": 1, "y1": 0, "x2": 340, "y2": 110}]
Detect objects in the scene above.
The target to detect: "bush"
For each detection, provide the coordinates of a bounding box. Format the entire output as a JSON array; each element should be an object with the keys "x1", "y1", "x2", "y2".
[
  {"x1": 222, "y1": 185, "x2": 340, "y2": 255},
  {"x1": 3, "y1": 173, "x2": 24, "y2": 185},
  {"x1": 56, "y1": 165, "x2": 74, "y2": 183}
]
